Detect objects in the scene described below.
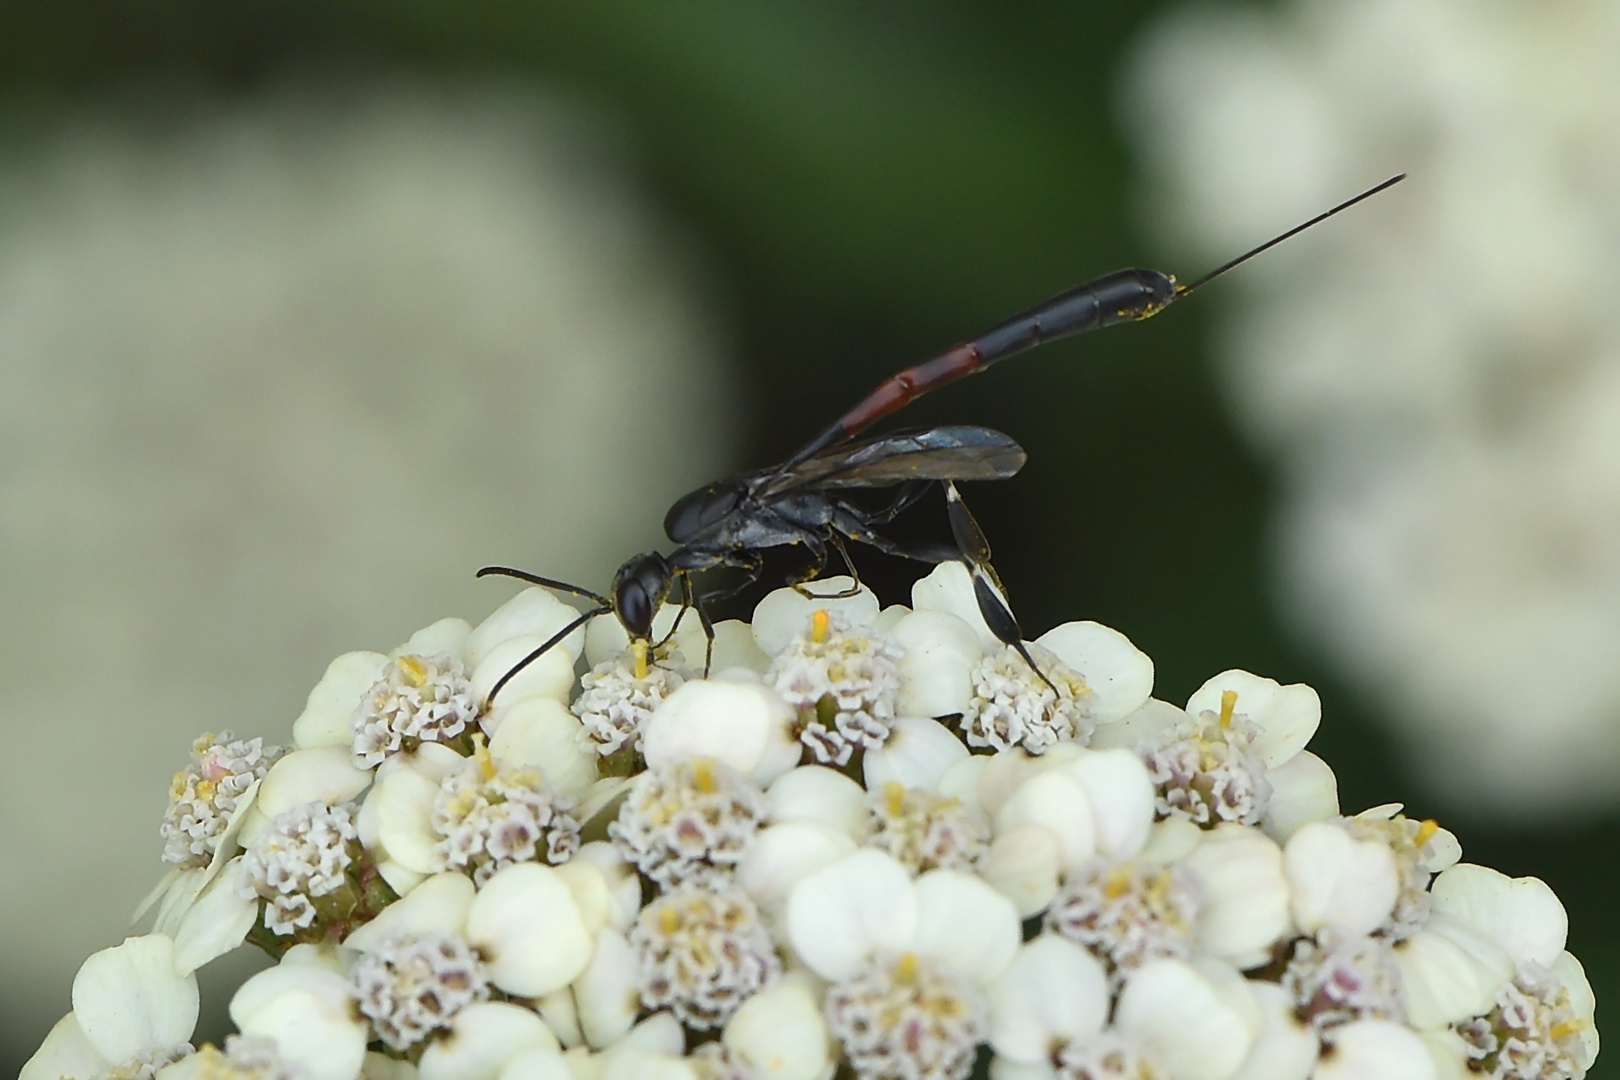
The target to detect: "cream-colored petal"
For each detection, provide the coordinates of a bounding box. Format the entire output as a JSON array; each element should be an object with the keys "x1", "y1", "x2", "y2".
[
  {"x1": 1116, "y1": 958, "x2": 1258, "y2": 1080},
  {"x1": 641, "y1": 679, "x2": 797, "y2": 781},
  {"x1": 293, "y1": 651, "x2": 390, "y2": 750},
  {"x1": 471, "y1": 636, "x2": 576, "y2": 708},
  {"x1": 467, "y1": 864, "x2": 593, "y2": 997},
  {"x1": 996, "y1": 770, "x2": 1096, "y2": 871},
  {"x1": 569, "y1": 842, "x2": 642, "y2": 932},
  {"x1": 257, "y1": 747, "x2": 373, "y2": 820},
  {"x1": 891, "y1": 609, "x2": 982, "y2": 718},
  {"x1": 751, "y1": 577, "x2": 879, "y2": 657},
  {"x1": 863, "y1": 716, "x2": 971, "y2": 792},
  {"x1": 988, "y1": 936, "x2": 1108, "y2": 1063},
  {"x1": 1185, "y1": 826, "x2": 1292, "y2": 968},
  {"x1": 1285, "y1": 822, "x2": 1399, "y2": 937},
  {"x1": 739, "y1": 822, "x2": 859, "y2": 929},
  {"x1": 673, "y1": 617, "x2": 771, "y2": 674},
  {"x1": 1312, "y1": 1020, "x2": 1435, "y2": 1080},
  {"x1": 20, "y1": 1013, "x2": 108, "y2": 1080},
  {"x1": 574, "y1": 930, "x2": 641, "y2": 1049},
  {"x1": 343, "y1": 873, "x2": 475, "y2": 951},
  {"x1": 487, "y1": 696, "x2": 598, "y2": 799},
  {"x1": 230, "y1": 963, "x2": 367, "y2": 1080},
  {"x1": 1231, "y1": 980, "x2": 1318, "y2": 1080},
  {"x1": 1552, "y1": 951, "x2": 1600, "y2": 1062},
  {"x1": 395, "y1": 618, "x2": 473, "y2": 662},
  {"x1": 982, "y1": 825, "x2": 1062, "y2": 917},
  {"x1": 1034, "y1": 621, "x2": 1154, "y2": 724},
  {"x1": 497, "y1": 1047, "x2": 573, "y2": 1080},
  {"x1": 912, "y1": 869, "x2": 1022, "y2": 985},
  {"x1": 1064, "y1": 749, "x2": 1155, "y2": 859},
  {"x1": 722, "y1": 971, "x2": 830, "y2": 1080},
  {"x1": 172, "y1": 859, "x2": 258, "y2": 975},
  {"x1": 766, "y1": 765, "x2": 868, "y2": 839},
  {"x1": 72, "y1": 934, "x2": 198, "y2": 1064},
  {"x1": 1187, "y1": 671, "x2": 1319, "y2": 769},
  {"x1": 468, "y1": 588, "x2": 587, "y2": 666},
  {"x1": 418, "y1": 1001, "x2": 558, "y2": 1080},
  {"x1": 1394, "y1": 916, "x2": 1513, "y2": 1029},
  {"x1": 369, "y1": 763, "x2": 444, "y2": 875},
  {"x1": 786, "y1": 849, "x2": 916, "y2": 982},
  {"x1": 1262, "y1": 752, "x2": 1339, "y2": 842},
  {"x1": 1087, "y1": 697, "x2": 1185, "y2": 751},
  {"x1": 1430, "y1": 863, "x2": 1567, "y2": 968},
  {"x1": 910, "y1": 560, "x2": 998, "y2": 650}
]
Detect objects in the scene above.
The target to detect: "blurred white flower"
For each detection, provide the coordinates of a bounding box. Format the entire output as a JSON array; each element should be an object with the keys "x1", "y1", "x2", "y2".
[
  {"x1": 1124, "y1": 0, "x2": 1620, "y2": 814},
  {"x1": 0, "y1": 80, "x2": 732, "y2": 1033}
]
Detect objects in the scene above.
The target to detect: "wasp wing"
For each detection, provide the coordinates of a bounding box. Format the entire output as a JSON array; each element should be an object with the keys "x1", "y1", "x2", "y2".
[{"x1": 749, "y1": 425, "x2": 1025, "y2": 499}]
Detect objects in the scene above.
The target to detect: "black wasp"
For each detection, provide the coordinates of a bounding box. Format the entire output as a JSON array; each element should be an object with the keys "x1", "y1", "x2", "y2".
[{"x1": 480, "y1": 174, "x2": 1406, "y2": 701}]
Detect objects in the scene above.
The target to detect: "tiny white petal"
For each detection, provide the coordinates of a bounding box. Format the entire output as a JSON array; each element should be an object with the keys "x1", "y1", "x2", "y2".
[
  {"x1": 1117, "y1": 958, "x2": 1257, "y2": 1080},
  {"x1": 1552, "y1": 951, "x2": 1600, "y2": 1061},
  {"x1": 892, "y1": 609, "x2": 983, "y2": 718},
  {"x1": 396, "y1": 617, "x2": 474, "y2": 661},
  {"x1": 72, "y1": 934, "x2": 198, "y2": 1064},
  {"x1": 1187, "y1": 671, "x2": 1319, "y2": 768},
  {"x1": 988, "y1": 935, "x2": 1108, "y2": 1063},
  {"x1": 1035, "y1": 621, "x2": 1154, "y2": 724},
  {"x1": 172, "y1": 859, "x2": 258, "y2": 974},
  {"x1": 471, "y1": 636, "x2": 576, "y2": 708},
  {"x1": 911, "y1": 560, "x2": 997, "y2": 649},
  {"x1": 623, "y1": 1010, "x2": 687, "y2": 1054},
  {"x1": 294, "y1": 651, "x2": 390, "y2": 750},
  {"x1": 574, "y1": 929, "x2": 640, "y2": 1049},
  {"x1": 739, "y1": 821, "x2": 859, "y2": 926},
  {"x1": 344, "y1": 873, "x2": 476, "y2": 951},
  {"x1": 864, "y1": 715, "x2": 972, "y2": 792},
  {"x1": 751, "y1": 577, "x2": 879, "y2": 657},
  {"x1": 369, "y1": 763, "x2": 445, "y2": 875},
  {"x1": 419, "y1": 1002, "x2": 559, "y2": 1080},
  {"x1": 467, "y1": 588, "x2": 586, "y2": 667},
  {"x1": 996, "y1": 770, "x2": 1097, "y2": 871},
  {"x1": 555, "y1": 860, "x2": 618, "y2": 938},
  {"x1": 1087, "y1": 696, "x2": 1185, "y2": 751},
  {"x1": 570, "y1": 842, "x2": 643, "y2": 932},
  {"x1": 534, "y1": 987, "x2": 582, "y2": 1049},
  {"x1": 642, "y1": 679, "x2": 798, "y2": 783},
  {"x1": 722, "y1": 972, "x2": 831, "y2": 1080},
  {"x1": 487, "y1": 697, "x2": 598, "y2": 799},
  {"x1": 766, "y1": 765, "x2": 868, "y2": 839},
  {"x1": 913, "y1": 869, "x2": 1022, "y2": 984},
  {"x1": 20, "y1": 1013, "x2": 106, "y2": 1080},
  {"x1": 1063, "y1": 749, "x2": 1155, "y2": 859},
  {"x1": 1184, "y1": 826, "x2": 1293, "y2": 968},
  {"x1": 1285, "y1": 822, "x2": 1399, "y2": 937},
  {"x1": 1394, "y1": 916, "x2": 1514, "y2": 1029},
  {"x1": 467, "y1": 863, "x2": 593, "y2": 996},
  {"x1": 1430, "y1": 863, "x2": 1567, "y2": 968},
  {"x1": 231, "y1": 963, "x2": 367, "y2": 1080},
  {"x1": 673, "y1": 617, "x2": 771, "y2": 674},
  {"x1": 1262, "y1": 752, "x2": 1339, "y2": 842},
  {"x1": 982, "y1": 825, "x2": 1062, "y2": 917},
  {"x1": 1231, "y1": 980, "x2": 1318, "y2": 1080},
  {"x1": 1141, "y1": 817, "x2": 1204, "y2": 863},
  {"x1": 937, "y1": 753, "x2": 990, "y2": 809},
  {"x1": 497, "y1": 1047, "x2": 573, "y2": 1080},
  {"x1": 976, "y1": 747, "x2": 1048, "y2": 816},
  {"x1": 1421, "y1": 1029, "x2": 1474, "y2": 1080},
  {"x1": 1313, "y1": 1020, "x2": 1435, "y2": 1080},
  {"x1": 787, "y1": 849, "x2": 916, "y2": 982},
  {"x1": 257, "y1": 746, "x2": 372, "y2": 820}
]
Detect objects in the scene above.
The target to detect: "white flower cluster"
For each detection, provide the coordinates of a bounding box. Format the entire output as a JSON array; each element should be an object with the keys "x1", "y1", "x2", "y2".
[
  {"x1": 25, "y1": 564, "x2": 1598, "y2": 1080},
  {"x1": 1122, "y1": 0, "x2": 1620, "y2": 815}
]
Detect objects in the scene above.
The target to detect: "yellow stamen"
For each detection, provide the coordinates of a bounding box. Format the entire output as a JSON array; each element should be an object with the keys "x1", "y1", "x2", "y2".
[
  {"x1": 1413, "y1": 819, "x2": 1440, "y2": 847},
  {"x1": 398, "y1": 655, "x2": 428, "y2": 688},
  {"x1": 893, "y1": 952, "x2": 919, "y2": 985},
  {"x1": 1103, "y1": 866, "x2": 1134, "y2": 898},
  {"x1": 1551, "y1": 1018, "x2": 1590, "y2": 1039},
  {"x1": 169, "y1": 772, "x2": 190, "y2": 798},
  {"x1": 472, "y1": 732, "x2": 496, "y2": 781},
  {"x1": 659, "y1": 906, "x2": 682, "y2": 934},
  {"x1": 810, "y1": 609, "x2": 831, "y2": 644},
  {"x1": 884, "y1": 780, "x2": 906, "y2": 818},
  {"x1": 1219, "y1": 689, "x2": 1238, "y2": 729},
  {"x1": 692, "y1": 758, "x2": 718, "y2": 794},
  {"x1": 194, "y1": 779, "x2": 215, "y2": 801},
  {"x1": 632, "y1": 638, "x2": 649, "y2": 681}
]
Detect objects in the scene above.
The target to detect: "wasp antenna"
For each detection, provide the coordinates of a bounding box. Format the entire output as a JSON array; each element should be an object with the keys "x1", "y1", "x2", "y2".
[{"x1": 1175, "y1": 173, "x2": 1406, "y2": 299}]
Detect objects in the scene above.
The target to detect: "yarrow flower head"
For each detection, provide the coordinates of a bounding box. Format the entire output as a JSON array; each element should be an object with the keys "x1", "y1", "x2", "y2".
[
  {"x1": 162, "y1": 732, "x2": 286, "y2": 869},
  {"x1": 351, "y1": 653, "x2": 479, "y2": 769},
  {"x1": 34, "y1": 561, "x2": 1596, "y2": 1080},
  {"x1": 767, "y1": 606, "x2": 903, "y2": 765}
]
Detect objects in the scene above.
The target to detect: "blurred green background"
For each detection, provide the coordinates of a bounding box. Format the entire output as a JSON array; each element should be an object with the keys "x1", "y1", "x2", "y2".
[{"x1": 0, "y1": 1, "x2": 1608, "y2": 1075}]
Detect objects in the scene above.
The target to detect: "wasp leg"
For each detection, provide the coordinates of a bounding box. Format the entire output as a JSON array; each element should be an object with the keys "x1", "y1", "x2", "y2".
[{"x1": 688, "y1": 551, "x2": 767, "y2": 674}]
